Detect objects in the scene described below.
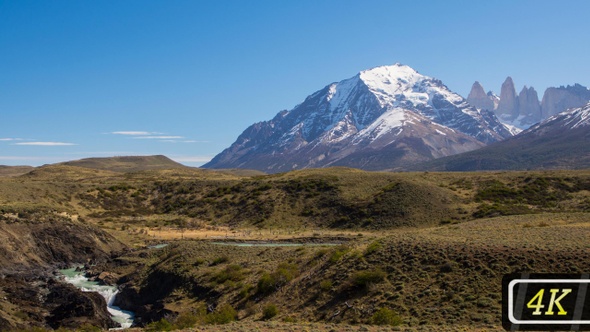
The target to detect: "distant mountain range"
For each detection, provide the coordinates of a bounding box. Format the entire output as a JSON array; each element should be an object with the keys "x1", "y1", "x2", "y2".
[
  {"x1": 406, "y1": 102, "x2": 590, "y2": 171},
  {"x1": 5, "y1": 65, "x2": 586, "y2": 174},
  {"x1": 467, "y1": 78, "x2": 590, "y2": 129},
  {"x1": 204, "y1": 64, "x2": 512, "y2": 173}
]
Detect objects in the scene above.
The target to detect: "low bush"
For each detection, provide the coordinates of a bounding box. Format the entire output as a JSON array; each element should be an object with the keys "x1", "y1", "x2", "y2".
[
  {"x1": 365, "y1": 240, "x2": 382, "y2": 255},
  {"x1": 320, "y1": 280, "x2": 333, "y2": 291},
  {"x1": 371, "y1": 307, "x2": 402, "y2": 326},
  {"x1": 204, "y1": 304, "x2": 237, "y2": 325},
  {"x1": 262, "y1": 303, "x2": 279, "y2": 320},
  {"x1": 145, "y1": 318, "x2": 174, "y2": 331},
  {"x1": 257, "y1": 262, "x2": 299, "y2": 295},
  {"x1": 351, "y1": 269, "x2": 386, "y2": 288}
]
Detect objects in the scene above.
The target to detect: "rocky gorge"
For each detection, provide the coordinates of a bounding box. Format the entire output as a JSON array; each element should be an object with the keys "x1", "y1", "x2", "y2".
[{"x1": 0, "y1": 211, "x2": 129, "y2": 330}]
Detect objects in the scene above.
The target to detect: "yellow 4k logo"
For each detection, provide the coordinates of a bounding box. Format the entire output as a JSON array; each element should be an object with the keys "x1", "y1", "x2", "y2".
[{"x1": 526, "y1": 288, "x2": 572, "y2": 315}]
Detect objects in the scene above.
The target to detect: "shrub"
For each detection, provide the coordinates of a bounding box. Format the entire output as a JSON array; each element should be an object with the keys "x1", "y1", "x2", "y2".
[
  {"x1": 238, "y1": 284, "x2": 255, "y2": 299},
  {"x1": 174, "y1": 311, "x2": 201, "y2": 329},
  {"x1": 365, "y1": 240, "x2": 382, "y2": 255},
  {"x1": 329, "y1": 245, "x2": 350, "y2": 263},
  {"x1": 78, "y1": 325, "x2": 102, "y2": 332},
  {"x1": 210, "y1": 255, "x2": 229, "y2": 266},
  {"x1": 262, "y1": 303, "x2": 279, "y2": 320},
  {"x1": 439, "y1": 262, "x2": 454, "y2": 273},
  {"x1": 371, "y1": 307, "x2": 402, "y2": 326},
  {"x1": 314, "y1": 248, "x2": 329, "y2": 259},
  {"x1": 351, "y1": 269, "x2": 386, "y2": 288},
  {"x1": 214, "y1": 264, "x2": 244, "y2": 283},
  {"x1": 205, "y1": 304, "x2": 237, "y2": 325},
  {"x1": 145, "y1": 318, "x2": 174, "y2": 331},
  {"x1": 320, "y1": 280, "x2": 333, "y2": 291},
  {"x1": 257, "y1": 262, "x2": 299, "y2": 295},
  {"x1": 257, "y1": 272, "x2": 275, "y2": 294}
]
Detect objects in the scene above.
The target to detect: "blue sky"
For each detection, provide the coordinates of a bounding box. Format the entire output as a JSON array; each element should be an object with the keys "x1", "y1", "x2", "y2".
[{"x1": 1, "y1": 0, "x2": 589, "y2": 166}]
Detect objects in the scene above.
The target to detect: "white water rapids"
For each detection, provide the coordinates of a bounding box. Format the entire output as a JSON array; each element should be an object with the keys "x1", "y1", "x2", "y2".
[{"x1": 59, "y1": 267, "x2": 134, "y2": 329}]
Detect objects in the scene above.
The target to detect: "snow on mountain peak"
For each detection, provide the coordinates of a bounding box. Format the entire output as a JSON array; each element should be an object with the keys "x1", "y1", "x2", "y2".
[
  {"x1": 526, "y1": 102, "x2": 590, "y2": 134},
  {"x1": 554, "y1": 102, "x2": 590, "y2": 129},
  {"x1": 204, "y1": 63, "x2": 512, "y2": 173},
  {"x1": 358, "y1": 64, "x2": 424, "y2": 107},
  {"x1": 357, "y1": 63, "x2": 464, "y2": 109}
]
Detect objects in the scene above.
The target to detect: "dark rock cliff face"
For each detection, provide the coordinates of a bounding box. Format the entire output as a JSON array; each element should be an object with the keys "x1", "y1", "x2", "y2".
[
  {"x1": 467, "y1": 81, "x2": 495, "y2": 111},
  {"x1": 541, "y1": 84, "x2": 590, "y2": 118},
  {"x1": 471, "y1": 78, "x2": 590, "y2": 129},
  {"x1": 0, "y1": 212, "x2": 127, "y2": 330},
  {"x1": 113, "y1": 268, "x2": 221, "y2": 326},
  {"x1": 496, "y1": 77, "x2": 518, "y2": 119},
  {"x1": 45, "y1": 280, "x2": 117, "y2": 330},
  {"x1": 518, "y1": 86, "x2": 542, "y2": 124},
  {"x1": 0, "y1": 273, "x2": 117, "y2": 330}
]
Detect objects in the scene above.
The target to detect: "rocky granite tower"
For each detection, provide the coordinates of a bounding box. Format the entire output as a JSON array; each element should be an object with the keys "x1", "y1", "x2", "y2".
[
  {"x1": 496, "y1": 77, "x2": 519, "y2": 120},
  {"x1": 517, "y1": 86, "x2": 542, "y2": 124},
  {"x1": 467, "y1": 81, "x2": 495, "y2": 111},
  {"x1": 541, "y1": 84, "x2": 590, "y2": 118}
]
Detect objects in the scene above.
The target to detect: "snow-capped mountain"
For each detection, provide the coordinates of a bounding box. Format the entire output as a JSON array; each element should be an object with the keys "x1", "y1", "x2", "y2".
[
  {"x1": 407, "y1": 102, "x2": 590, "y2": 171},
  {"x1": 204, "y1": 64, "x2": 513, "y2": 172},
  {"x1": 531, "y1": 98, "x2": 590, "y2": 131}
]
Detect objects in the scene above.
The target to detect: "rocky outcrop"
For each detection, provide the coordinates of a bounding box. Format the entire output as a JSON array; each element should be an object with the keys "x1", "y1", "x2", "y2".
[
  {"x1": 496, "y1": 77, "x2": 519, "y2": 120},
  {"x1": 0, "y1": 210, "x2": 127, "y2": 330},
  {"x1": 0, "y1": 272, "x2": 117, "y2": 330},
  {"x1": 518, "y1": 86, "x2": 542, "y2": 124},
  {"x1": 487, "y1": 91, "x2": 500, "y2": 110},
  {"x1": 541, "y1": 84, "x2": 590, "y2": 118},
  {"x1": 45, "y1": 279, "x2": 117, "y2": 330},
  {"x1": 467, "y1": 81, "x2": 495, "y2": 111},
  {"x1": 482, "y1": 79, "x2": 590, "y2": 129},
  {"x1": 0, "y1": 211, "x2": 126, "y2": 270}
]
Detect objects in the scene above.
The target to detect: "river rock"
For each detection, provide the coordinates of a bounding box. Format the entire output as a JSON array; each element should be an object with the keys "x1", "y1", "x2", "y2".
[
  {"x1": 96, "y1": 271, "x2": 119, "y2": 285},
  {"x1": 45, "y1": 279, "x2": 117, "y2": 329}
]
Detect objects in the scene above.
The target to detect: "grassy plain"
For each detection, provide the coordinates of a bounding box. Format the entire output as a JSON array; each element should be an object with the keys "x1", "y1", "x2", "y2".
[{"x1": 1, "y1": 160, "x2": 590, "y2": 330}]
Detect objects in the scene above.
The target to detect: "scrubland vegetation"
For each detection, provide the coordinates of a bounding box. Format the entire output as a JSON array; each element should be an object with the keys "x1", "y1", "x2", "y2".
[{"x1": 1, "y1": 162, "x2": 589, "y2": 331}]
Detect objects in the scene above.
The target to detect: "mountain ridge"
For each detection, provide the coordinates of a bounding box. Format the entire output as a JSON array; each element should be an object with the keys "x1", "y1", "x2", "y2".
[
  {"x1": 204, "y1": 64, "x2": 512, "y2": 172},
  {"x1": 406, "y1": 102, "x2": 590, "y2": 171},
  {"x1": 467, "y1": 79, "x2": 590, "y2": 129}
]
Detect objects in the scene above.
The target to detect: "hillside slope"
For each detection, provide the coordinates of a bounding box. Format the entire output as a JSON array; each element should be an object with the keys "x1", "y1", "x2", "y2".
[{"x1": 61, "y1": 155, "x2": 188, "y2": 173}]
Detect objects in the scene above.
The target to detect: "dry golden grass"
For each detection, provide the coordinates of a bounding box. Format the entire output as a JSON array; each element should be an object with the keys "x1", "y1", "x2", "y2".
[
  {"x1": 121, "y1": 321, "x2": 503, "y2": 331},
  {"x1": 2, "y1": 164, "x2": 590, "y2": 330}
]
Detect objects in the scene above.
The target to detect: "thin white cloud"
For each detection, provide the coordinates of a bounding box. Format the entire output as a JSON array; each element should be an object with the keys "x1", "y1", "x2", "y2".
[
  {"x1": 0, "y1": 138, "x2": 24, "y2": 141},
  {"x1": 133, "y1": 136, "x2": 184, "y2": 139},
  {"x1": 110, "y1": 131, "x2": 155, "y2": 136},
  {"x1": 15, "y1": 142, "x2": 77, "y2": 146},
  {"x1": 157, "y1": 139, "x2": 205, "y2": 143}
]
